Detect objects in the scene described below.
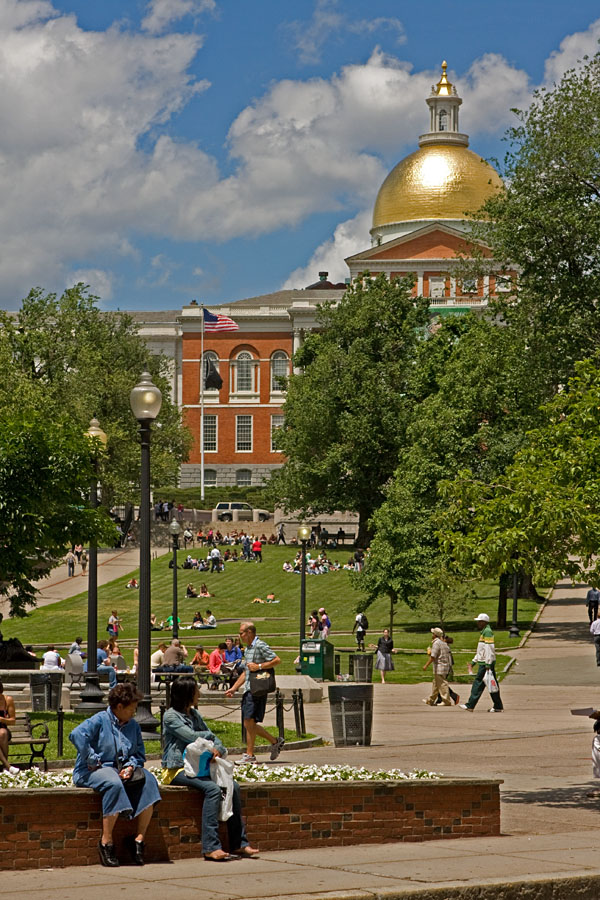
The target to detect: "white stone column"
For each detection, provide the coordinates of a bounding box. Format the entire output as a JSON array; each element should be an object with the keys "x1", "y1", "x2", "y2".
[
  {"x1": 417, "y1": 274, "x2": 424, "y2": 296},
  {"x1": 292, "y1": 328, "x2": 303, "y2": 374}
]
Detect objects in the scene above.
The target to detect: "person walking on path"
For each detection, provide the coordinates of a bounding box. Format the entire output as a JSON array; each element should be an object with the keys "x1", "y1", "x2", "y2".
[
  {"x1": 460, "y1": 614, "x2": 503, "y2": 712},
  {"x1": 352, "y1": 611, "x2": 368, "y2": 652},
  {"x1": 66, "y1": 550, "x2": 76, "y2": 577},
  {"x1": 423, "y1": 628, "x2": 453, "y2": 705},
  {"x1": 371, "y1": 628, "x2": 398, "y2": 684},
  {"x1": 591, "y1": 618, "x2": 600, "y2": 666},
  {"x1": 225, "y1": 621, "x2": 283, "y2": 765},
  {"x1": 587, "y1": 586, "x2": 600, "y2": 623},
  {"x1": 277, "y1": 522, "x2": 286, "y2": 544}
]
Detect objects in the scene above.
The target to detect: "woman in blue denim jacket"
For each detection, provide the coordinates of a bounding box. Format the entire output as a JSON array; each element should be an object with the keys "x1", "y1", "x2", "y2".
[
  {"x1": 162, "y1": 676, "x2": 259, "y2": 861},
  {"x1": 70, "y1": 683, "x2": 161, "y2": 867}
]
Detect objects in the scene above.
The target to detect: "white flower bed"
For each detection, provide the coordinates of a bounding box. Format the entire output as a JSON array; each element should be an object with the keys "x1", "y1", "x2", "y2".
[{"x1": 0, "y1": 764, "x2": 440, "y2": 790}]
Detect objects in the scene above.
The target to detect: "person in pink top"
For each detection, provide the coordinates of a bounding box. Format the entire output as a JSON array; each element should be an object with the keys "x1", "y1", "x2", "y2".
[{"x1": 208, "y1": 643, "x2": 227, "y2": 689}]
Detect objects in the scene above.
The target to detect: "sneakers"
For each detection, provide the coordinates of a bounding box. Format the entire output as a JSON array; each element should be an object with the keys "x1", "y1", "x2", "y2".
[
  {"x1": 235, "y1": 753, "x2": 257, "y2": 766},
  {"x1": 270, "y1": 736, "x2": 285, "y2": 761},
  {"x1": 488, "y1": 708, "x2": 504, "y2": 713},
  {"x1": 459, "y1": 704, "x2": 473, "y2": 711},
  {"x1": 8, "y1": 766, "x2": 19, "y2": 775},
  {"x1": 421, "y1": 699, "x2": 433, "y2": 705}
]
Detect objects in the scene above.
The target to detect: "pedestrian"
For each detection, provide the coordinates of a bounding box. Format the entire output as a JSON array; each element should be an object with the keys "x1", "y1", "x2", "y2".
[
  {"x1": 318, "y1": 607, "x2": 331, "y2": 639},
  {"x1": 107, "y1": 610, "x2": 122, "y2": 637},
  {"x1": 225, "y1": 621, "x2": 283, "y2": 765},
  {"x1": 587, "y1": 585, "x2": 600, "y2": 623},
  {"x1": 591, "y1": 618, "x2": 600, "y2": 666},
  {"x1": 80, "y1": 549, "x2": 88, "y2": 576},
  {"x1": 422, "y1": 628, "x2": 453, "y2": 705},
  {"x1": 352, "y1": 610, "x2": 368, "y2": 651},
  {"x1": 66, "y1": 550, "x2": 76, "y2": 577},
  {"x1": 74, "y1": 543, "x2": 83, "y2": 563},
  {"x1": 372, "y1": 628, "x2": 397, "y2": 684},
  {"x1": 434, "y1": 635, "x2": 460, "y2": 705},
  {"x1": 460, "y1": 613, "x2": 504, "y2": 712},
  {"x1": 210, "y1": 545, "x2": 222, "y2": 573},
  {"x1": 277, "y1": 522, "x2": 286, "y2": 544},
  {"x1": 251, "y1": 537, "x2": 262, "y2": 563}
]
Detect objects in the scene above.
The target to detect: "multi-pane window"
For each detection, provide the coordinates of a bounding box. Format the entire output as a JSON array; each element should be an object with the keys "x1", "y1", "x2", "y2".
[
  {"x1": 461, "y1": 276, "x2": 477, "y2": 294},
  {"x1": 203, "y1": 415, "x2": 217, "y2": 452},
  {"x1": 236, "y1": 468, "x2": 252, "y2": 487},
  {"x1": 438, "y1": 109, "x2": 448, "y2": 131},
  {"x1": 236, "y1": 351, "x2": 253, "y2": 392},
  {"x1": 271, "y1": 414, "x2": 284, "y2": 451},
  {"x1": 204, "y1": 468, "x2": 217, "y2": 487},
  {"x1": 236, "y1": 415, "x2": 252, "y2": 451},
  {"x1": 270, "y1": 352, "x2": 289, "y2": 392},
  {"x1": 429, "y1": 277, "x2": 445, "y2": 299}
]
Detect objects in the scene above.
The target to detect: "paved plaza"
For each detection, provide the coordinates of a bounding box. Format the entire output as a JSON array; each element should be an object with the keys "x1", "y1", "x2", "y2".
[{"x1": 3, "y1": 575, "x2": 600, "y2": 897}]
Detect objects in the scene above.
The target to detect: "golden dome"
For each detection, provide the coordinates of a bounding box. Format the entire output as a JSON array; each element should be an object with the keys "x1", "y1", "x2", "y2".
[{"x1": 372, "y1": 143, "x2": 502, "y2": 228}]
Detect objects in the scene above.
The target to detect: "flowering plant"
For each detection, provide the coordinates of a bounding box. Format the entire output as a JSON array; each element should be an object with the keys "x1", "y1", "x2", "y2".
[
  {"x1": 0, "y1": 767, "x2": 74, "y2": 789},
  {"x1": 151, "y1": 763, "x2": 439, "y2": 785}
]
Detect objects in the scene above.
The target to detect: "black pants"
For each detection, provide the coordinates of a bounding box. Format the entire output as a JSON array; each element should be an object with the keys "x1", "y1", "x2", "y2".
[
  {"x1": 589, "y1": 602, "x2": 598, "y2": 623},
  {"x1": 594, "y1": 635, "x2": 600, "y2": 666}
]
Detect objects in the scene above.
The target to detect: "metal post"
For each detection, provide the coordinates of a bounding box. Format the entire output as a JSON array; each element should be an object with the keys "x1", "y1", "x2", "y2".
[
  {"x1": 135, "y1": 420, "x2": 158, "y2": 734},
  {"x1": 57, "y1": 706, "x2": 64, "y2": 758},
  {"x1": 292, "y1": 689, "x2": 301, "y2": 738},
  {"x1": 275, "y1": 689, "x2": 285, "y2": 739},
  {"x1": 76, "y1": 462, "x2": 106, "y2": 712},
  {"x1": 172, "y1": 532, "x2": 179, "y2": 639},
  {"x1": 509, "y1": 570, "x2": 520, "y2": 637},
  {"x1": 300, "y1": 539, "x2": 307, "y2": 654},
  {"x1": 298, "y1": 687, "x2": 306, "y2": 736}
]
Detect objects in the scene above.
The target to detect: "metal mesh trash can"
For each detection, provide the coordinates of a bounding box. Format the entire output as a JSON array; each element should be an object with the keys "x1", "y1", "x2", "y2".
[
  {"x1": 350, "y1": 653, "x2": 373, "y2": 683},
  {"x1": 29, "y1": 673, "x2": 63, "y2": 711},
  {"x1": 328, "y1": 683, "x2": 373, "y2": 746}
]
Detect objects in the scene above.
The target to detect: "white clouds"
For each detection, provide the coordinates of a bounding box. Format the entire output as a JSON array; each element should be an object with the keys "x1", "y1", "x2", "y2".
[
  {"x1": 67, "y1": 268, "x2": 114, "y2": 300},
  {"x1": 142, "y1": 0, "x2": 216, "y2": 35},
  {"x1": 282, "y1": 209, "x2": 371, "y2": 290},
  {"x1": 543, "y1": 17, "x2": 600, "y2": 85},
  {"x1": 286, "y1": 0, "x2": 404, "y2": 66}
]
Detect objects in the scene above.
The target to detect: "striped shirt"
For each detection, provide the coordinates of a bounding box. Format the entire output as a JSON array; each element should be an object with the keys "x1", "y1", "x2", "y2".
[{"x1": 242, "y1": 637, "x2": 276, "y2": 693}]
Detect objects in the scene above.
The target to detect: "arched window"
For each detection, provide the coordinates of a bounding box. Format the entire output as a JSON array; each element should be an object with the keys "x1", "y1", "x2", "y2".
[
  {"x1": 236, "y1": 468, "x2": 252, "y2": 487},
  {"x1": 236, "y1": 351, "x2": 253, "y2": 392},
  {"x1": 202, "y1": 351, "x2": 220, "y2": 392},
  {"x1": 204, "y1": 468, "x2": 217, "y2": 487},
  {"x1": 438, "y1": 109, "x2": 448, "y2": 131},
  {"x1": 270, "y1": 351, "x2": 289, "y2": 392}
]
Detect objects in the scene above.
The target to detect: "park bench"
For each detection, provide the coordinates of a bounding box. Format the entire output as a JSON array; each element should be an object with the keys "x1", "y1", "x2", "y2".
[{"x1": 9, "y1": 713, "x2": 50, "y2": 770}]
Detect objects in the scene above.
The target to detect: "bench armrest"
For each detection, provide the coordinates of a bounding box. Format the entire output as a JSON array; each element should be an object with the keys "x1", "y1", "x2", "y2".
[{"x1": 30, "y1": 722, "x2": 50, "y2": 740}]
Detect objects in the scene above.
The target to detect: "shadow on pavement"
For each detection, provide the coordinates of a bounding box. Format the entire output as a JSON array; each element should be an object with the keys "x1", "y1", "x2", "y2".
[{"x1": 503, "y1": 784, "x2": 600, "y2": 809}]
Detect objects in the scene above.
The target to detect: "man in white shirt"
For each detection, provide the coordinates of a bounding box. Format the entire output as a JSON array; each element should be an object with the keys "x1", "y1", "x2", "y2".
[{"x1": 590, "y1": 618, "x2": 600, "y2": 666}]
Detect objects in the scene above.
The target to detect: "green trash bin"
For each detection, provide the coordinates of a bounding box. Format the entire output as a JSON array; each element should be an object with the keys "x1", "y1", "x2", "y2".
[{"x1": 300, "y1": 640, "x2": 335, "y2": 681}]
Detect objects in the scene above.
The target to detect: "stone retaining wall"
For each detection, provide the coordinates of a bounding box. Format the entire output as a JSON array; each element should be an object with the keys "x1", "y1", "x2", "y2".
[{"x1": 0, "y1": 779, "x2": 500, "y2": 870}]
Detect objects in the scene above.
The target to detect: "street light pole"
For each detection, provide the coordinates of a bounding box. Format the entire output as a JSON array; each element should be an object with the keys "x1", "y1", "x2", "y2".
[
  {"x1": 130, "y1": 372, "x2": 162, "y2": 735},
  {"x1": 77, "y1": 417, "x2": 108, "y2": 713},
  {"x1": 297, "y1": 525, "x2": 311, "y2": 655},
  {"x1": 169, "y1": 519, "x2": 181, "y2": 639}
]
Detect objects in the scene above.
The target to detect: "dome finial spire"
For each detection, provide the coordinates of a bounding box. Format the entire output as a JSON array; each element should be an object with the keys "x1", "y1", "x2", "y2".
[{"x1": 435, "y1": 60, "x2": 453, "y2": 96}]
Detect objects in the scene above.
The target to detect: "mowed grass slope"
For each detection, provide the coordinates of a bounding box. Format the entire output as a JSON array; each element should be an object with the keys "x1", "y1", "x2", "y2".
[{"x1": 2, "y1": 546, "x2": 542, "y2": 683}]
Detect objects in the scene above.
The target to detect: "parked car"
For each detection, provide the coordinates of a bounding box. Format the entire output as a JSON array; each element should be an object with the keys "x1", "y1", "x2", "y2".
[{"x1": 213, "y1": 502, "x2": 270, "y2": 522}]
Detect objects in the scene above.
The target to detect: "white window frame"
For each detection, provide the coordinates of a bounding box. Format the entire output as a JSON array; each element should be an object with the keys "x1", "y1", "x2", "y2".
[
  {"x1": 204, "y1": 468, "x2": 217, "y2": 487},
  {"x1": 236, "y1": 415, "x2": 253, "y2": 452},
  {"x1": 230, "y1": 351, "x2": 259, "y2": 401},
  {"x1": 429, "y1": 276, "x2": 446, "y2": 299},
  {"x1": 271, "y1": 414, "x2": 284, "y2": 452},
  {"x1": 270, "y1": 351, "x2": 289, "y2": 394},
  {"x1": 203, "y1": 414, "x2": 217, "y2": 453},
  {"x1": 236, "y1": 468, "x2": 252, "y2": 487}
]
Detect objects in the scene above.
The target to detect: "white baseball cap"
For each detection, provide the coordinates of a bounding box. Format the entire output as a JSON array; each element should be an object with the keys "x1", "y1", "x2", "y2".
[{"x1": 474, "y1": 613, "x2": 490, "y2": 622}]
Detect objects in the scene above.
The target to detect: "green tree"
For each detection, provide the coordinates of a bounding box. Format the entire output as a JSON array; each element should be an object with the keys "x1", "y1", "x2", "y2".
[
  {"x1": 0, "y1": 414, "x2": 115, "y2": 616},
  {"x1": 268, "y1": 273, "x2": 429, "y2": 546},
  {"x1": 0, "y1": 285, "x2": 191, "y2": 506},
  {"x1": 438, "y1": 356, "x2": 600, "y2": 588}
]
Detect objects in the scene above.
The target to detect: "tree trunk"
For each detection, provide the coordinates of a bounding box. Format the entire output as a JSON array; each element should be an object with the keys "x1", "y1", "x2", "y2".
[
  {"x1": 497, "y1": 574, "x2": 508, "y2": 629},
  {"x1": 518, "y1": 571, "x2": 543, "y2": 601},
  {"x1": 356, "y1": 509, "x2": 373, "y2": 549},
  {"x1": 388, "y1": 589, "x2": 398, "y2": 637}
]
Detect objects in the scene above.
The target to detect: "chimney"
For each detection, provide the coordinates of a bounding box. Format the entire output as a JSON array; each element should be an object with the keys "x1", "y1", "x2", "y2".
[{"x1": 318, "y1": 271, "x2": 328, "y2": 282}]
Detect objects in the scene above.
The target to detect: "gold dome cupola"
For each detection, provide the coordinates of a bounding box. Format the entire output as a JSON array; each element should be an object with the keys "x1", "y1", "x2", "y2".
[{"x1": 370, "y1": 61, "x2": 502, "y2": 244}]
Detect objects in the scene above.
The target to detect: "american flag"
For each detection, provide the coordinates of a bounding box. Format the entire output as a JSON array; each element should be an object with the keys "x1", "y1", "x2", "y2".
[{"x1": 203, "y1": 307, "x2": 239, "y2": 332}]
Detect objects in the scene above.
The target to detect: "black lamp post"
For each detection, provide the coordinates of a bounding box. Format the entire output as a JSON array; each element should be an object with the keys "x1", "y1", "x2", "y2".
[
  {"x1": 77, "y1": 417, "x2": 108, "y2": 713},
  {"x1": 130, "y1": 371, "x2": 162, "y2": 735},
  {"x1": 169, "y1": 519, "x2": 181, "y2": 639},
  {"x1": 509, "y1": 570, "x2": 520, "y2": 638},
  {"x1": 297, "y1": 525, "x2": 311, "y2": 654}
]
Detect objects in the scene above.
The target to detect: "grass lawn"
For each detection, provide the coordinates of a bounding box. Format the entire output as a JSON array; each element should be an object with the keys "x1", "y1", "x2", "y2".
[
  {"x1": 2, "y1": 546, "x2": 544, "y2": 683},
  {"x1": 26, "y1": 712, "x2": 304, "y2": 762}
]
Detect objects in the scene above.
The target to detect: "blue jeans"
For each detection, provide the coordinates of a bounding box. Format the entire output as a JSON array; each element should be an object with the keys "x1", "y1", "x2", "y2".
[
  {"x1": 84, "y1": 766, "x2": 161, "y2": 818},
  {"x1": 172, "y1": 772, "x2": 249, "y2": 854}
]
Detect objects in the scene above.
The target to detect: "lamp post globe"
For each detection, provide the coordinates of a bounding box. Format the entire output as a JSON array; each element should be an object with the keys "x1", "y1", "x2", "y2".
[
  {"x1": 169, "y1": 519, "x2": 182, "y2": 639},
  {"x1": 76, "y1": 417, "x2": 108, "y2": 713},
  {"x1": 297, "y1": 525, "x2": 312, "y2": 656},
  {"x1": 130, "y1": 371, "x2": 162, "y2": 734}
]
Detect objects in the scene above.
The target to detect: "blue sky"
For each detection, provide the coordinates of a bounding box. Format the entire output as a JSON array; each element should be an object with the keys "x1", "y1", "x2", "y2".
[{"x1": 1, "y1": 0, "x2": 599, "y2": 310}]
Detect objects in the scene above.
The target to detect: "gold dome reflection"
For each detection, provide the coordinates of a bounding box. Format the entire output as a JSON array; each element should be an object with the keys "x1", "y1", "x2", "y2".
[{"x1": 373, "y1": 144, "x2": 502, "y2": 227}]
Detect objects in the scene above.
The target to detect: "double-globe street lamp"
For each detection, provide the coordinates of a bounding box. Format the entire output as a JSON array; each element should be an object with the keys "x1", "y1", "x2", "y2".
[
  {"x1": 77, "y1": 417, "x2": 108, "y2": 713},
  {"x1": 297, "y1": 525, "x2": 312, "y2": 654},
  {"x1": 169, "y1": 519, "x2": 181, "y2": 639},
  {"x1": 130, "y1": 371, "x2": 162, "y2": 735}
]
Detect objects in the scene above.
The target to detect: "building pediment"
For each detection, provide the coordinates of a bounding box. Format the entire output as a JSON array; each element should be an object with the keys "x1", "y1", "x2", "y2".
[{"x1": 346, "y1": 223, "x2": 491, "y2": 264}]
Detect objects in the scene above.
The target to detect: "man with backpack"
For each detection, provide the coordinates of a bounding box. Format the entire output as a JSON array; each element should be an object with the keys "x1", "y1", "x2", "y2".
[{"x1": 353, "y1": 611, "x2": 368, "y2": 652}]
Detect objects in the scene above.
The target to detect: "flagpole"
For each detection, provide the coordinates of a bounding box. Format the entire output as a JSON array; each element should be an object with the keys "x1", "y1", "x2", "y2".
[{"x1": 200, "y1": 307, "x2": 205, "y2": 503}]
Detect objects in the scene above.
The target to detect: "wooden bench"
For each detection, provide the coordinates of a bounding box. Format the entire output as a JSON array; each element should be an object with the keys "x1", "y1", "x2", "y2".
[{"x1": 9, "y1": 713, "x2": 50, "y2": 771}]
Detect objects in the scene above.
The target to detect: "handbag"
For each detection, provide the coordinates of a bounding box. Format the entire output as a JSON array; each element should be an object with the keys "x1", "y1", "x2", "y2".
[{"x1": 249, "y1": 668, "x2": 276, "y2": 696}]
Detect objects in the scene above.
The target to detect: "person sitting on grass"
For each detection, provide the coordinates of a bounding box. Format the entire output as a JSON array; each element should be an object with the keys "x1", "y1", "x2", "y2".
[
  {"x1": 205, "y1": 610, "x2": 217, "y2": 627},
  {"x1": 186, "y1": 583, "x2": 198, "y2": 598},
  {"x1": 126, "y1": 578, "x2": 138, "y2": 589},
  {"x1": 192, "y1": 611, "x2": 205, "y2": 628},
  {"x1": 199, "y1": 583, "x2": 213, "y2": 597},
  {"x1": 282, "y1": 561, "x2": 293, "y2": 572}
]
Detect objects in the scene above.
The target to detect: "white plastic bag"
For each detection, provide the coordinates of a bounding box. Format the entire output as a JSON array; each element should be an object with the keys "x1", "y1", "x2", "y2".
[
  {"x1": 483, "y1": 669, "x2": 499, "y2": 693},
  {"x1": 592, "y1": 735, "x2": 600, "y2": 779},
  {"x1": 211, "y1": 756, "x2": 235, "y2": 821},
  {"x1": 183, "y1": 736, "x2": 214, "y2": 778}
]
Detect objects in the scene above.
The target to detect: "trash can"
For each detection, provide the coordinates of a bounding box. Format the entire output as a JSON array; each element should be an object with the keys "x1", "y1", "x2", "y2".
[
  {"x1": 328, "y1": 683, "x2": 373, "y2": 746},
  {"x1": 350, "y1": 653, "x2": 374, "y2": 683},
  {"x1": 29, "y1": 673, "x2": 63, "y2": 711},
  {"x1": 300, "y1": 640, "x2": 335, "y2": 681}
]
